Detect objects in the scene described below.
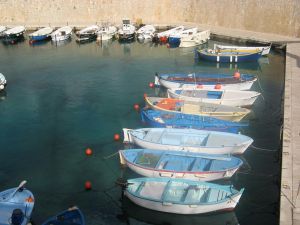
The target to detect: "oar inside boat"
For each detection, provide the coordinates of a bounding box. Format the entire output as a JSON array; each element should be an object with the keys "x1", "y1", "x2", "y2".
[{"x1": 5, "y1": 180, "x2": 27, "y2": 202}]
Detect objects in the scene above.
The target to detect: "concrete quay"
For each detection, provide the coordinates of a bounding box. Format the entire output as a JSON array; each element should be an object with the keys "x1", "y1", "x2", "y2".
[{"x1": 201, "y1": 26, "x2": 300, "y2": 225}]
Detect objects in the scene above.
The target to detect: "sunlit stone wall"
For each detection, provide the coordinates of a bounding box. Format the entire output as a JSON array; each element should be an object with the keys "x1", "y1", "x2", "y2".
[{"x1": 0, "y1": 0, "x2": 299, "y2": 37}]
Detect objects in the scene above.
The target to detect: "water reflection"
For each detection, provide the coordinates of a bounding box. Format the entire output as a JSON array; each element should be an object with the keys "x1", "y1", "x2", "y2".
[
  {"x1": 51, "y1": 38, "x2": 72, "y2": 47},
  {"x1": 29, "y1": 39, "x2": 51, "y2": 47},
  {"x1": 0, "y1": 90, "x2": 7, "y2": 101},
  {"x1": 119, "y1": 197, "x2": 239, "y2": 225}
]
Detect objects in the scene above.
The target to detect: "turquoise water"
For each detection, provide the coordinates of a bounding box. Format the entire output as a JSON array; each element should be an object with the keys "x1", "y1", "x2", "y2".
[{"x1": 0, "y1": 38, "x2": 284, "y2": 225}]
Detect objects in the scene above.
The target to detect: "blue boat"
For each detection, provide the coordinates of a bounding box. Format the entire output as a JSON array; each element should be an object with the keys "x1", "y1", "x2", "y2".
[
  {"x1": 168, "y1": 36, "x2": 181, "y2": 47},
  {"x1": 197, "y1": 48, "x2": 262, "y2": 63},
  {"x1": 140, "y1": 109, "x2": 248, "y2": 133},
  {"x1": 0, "y1": 181, "x2": 34, "y2": 225},
  {"x1": 42, "y1": 206, "x2": 85, "y2": 225},
  {"x1": 29, "y1": 27, "x2": 53, "y2": 42}
]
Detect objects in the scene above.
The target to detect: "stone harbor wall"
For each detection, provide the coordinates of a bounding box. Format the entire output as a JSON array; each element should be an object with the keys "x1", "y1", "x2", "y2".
[{"x1": 0, "y1": 0, "x2": 299, "y2": 37}]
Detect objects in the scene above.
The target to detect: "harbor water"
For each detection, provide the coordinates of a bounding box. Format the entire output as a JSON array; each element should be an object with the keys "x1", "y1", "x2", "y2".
[{"x1": 0, "y1": 37, "x2": 284, "y2": 225}]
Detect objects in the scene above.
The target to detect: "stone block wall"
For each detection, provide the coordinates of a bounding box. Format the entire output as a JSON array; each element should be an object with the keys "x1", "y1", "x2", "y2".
[{"x1": 0, "y1": 0, "x2": 299, "y2": 37}]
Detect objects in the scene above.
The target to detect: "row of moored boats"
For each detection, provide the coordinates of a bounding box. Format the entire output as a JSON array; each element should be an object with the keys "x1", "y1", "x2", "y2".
[
  {"x1": 0, "y1": 20, "x2": 211, "y2": 47},
  {"x1": 118, "y1": 69, "x2": 264, "y2": 214}
]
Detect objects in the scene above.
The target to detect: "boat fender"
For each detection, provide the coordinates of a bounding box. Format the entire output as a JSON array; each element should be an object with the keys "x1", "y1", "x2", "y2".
[
  {"x1": 215, "y1": 84, "x2": 222, "y2": 89},
  {"x1": 11, "y1": 209, "x2": 24, "y2": 225},
  {"x1": 25, "y1": 196, "x2": 34, "y2": 202},
  {"x1": 233, "y1": 71, "x2": 241, "y2": 79}
]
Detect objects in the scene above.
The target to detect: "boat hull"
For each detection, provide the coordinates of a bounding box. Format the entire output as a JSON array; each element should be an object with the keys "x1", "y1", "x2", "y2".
[
  {"x1": 167, "y1": 90, "x2": 260, "y2": 107},
  {"x1": 120, "y1": 152, "x2": 241, "y2": 181},
  {"x1": 30, "y1": 34, "x2": 51, "y2": 41},
  {"x1": 197, "y1": 50, "x2": 262, "y2": 62},
  {"x1": 124, "y1": 130, "x2": 252, "y2": 155},
  {"x1": 144, "y1": 97, "x2": 249, "y2": 122},
  {"x1": 125, "y1": 191, "x2": 241, "y2": 214},
  {"x1": 118, "y1": 33, "x2": 135, "y2": 42}
]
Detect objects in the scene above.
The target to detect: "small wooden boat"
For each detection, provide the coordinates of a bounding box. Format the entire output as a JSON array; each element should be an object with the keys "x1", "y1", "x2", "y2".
[
  {"x1": 3, "y1": 26, "x2": 25, "y2": 43},
  {"x1": 155, "y1": 72, "x2": 257, "y2": 90},
  {"x1": 0, "y1": 73, "x2": 7, "y2": 91},
  {"x1": 124, "y1": 177, "x2": 244, "y2": 214},
  {"x1": 140, "y1": 109, "x2": 248, "y2": 133},
  {"x1": 119, "y1": 149, "x2": 243, "y2": 181},
  {"x1": 118, "y1": 19, "x2": 136, "y2": 42},
  {"x1": 51, "y1": 26, "x2": 72, "y2": 42},
  {"x1": 167, "y1": 88, "x2": 260, "y2": 107},
  {"x1": 0, "y1": 181, "x2": 34, "y2": 225},
  {"x1": 29, "y1": 27, "x2": 53, "y2": 42},
  {"x1": 197, "y1": 48, "x2": 262, "y2": 62},
  {"x1": 42, "y1": 206, "x2": 85, "y2": 225},
  {"x1": 144, "y1": 96, "x2": 250, "y2": 122},
  {"x1": 123, "y1": 128, "x2": 253, "y2": 154},
  {"x1": 214, "y1": 44, "x2": 271, "y2": 56},
  {"x1": 76, "y1": 25, "x2": 99, "y2": 43},
  {"x1": 137, "y1": 25, "x2": 156, "y2": 40},
  {"x1": 179, "y1": 30, "x2": 210, "y2": 48}
]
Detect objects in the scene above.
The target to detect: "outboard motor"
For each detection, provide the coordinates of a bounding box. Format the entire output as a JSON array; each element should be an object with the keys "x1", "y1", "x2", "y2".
[{"x1": 11, "y1": 209, "x2": 24, "y2": 225}]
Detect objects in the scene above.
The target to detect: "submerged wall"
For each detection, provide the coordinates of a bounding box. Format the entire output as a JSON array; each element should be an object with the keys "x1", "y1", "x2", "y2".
[{"x1": 0, "y1": 0, "x2": 299, "y2": 37}]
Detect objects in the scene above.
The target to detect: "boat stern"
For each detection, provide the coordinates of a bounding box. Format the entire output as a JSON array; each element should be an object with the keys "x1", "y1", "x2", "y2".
[{"x1": 123, "y1": 128, "x2": 133, "y2": 143}]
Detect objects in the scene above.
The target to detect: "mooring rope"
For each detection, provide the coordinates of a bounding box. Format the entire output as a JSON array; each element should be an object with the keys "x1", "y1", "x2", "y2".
[
  {"x1": 251, "y1": 144, "x2": 278, "y2": 152},
  {"x1": 256, "y1": 75, "x2": 265, "y2": 101},
  {"x1": 103, "y1": 151, "x2": 119, "y2": 160}
]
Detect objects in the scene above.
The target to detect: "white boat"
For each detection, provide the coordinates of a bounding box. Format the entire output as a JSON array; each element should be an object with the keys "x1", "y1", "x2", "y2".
[
  {"x1": 214, "y1": 44, "x2": 271, "y2": 56},
  {"x1": 123, "y1": 128, "x2": 253, "y2": 155},
  {"x1": 119, "y1": 149, "x2": 243, "y2": 181},
  {"x1": 157, "y1": 26, "x2": 185, "y2": 38},
  {"x1": 76, "y1": 25, "x2": 99, "y2": 43},
  {"x1": 125, "y1": 177, "x2": 244, "y2": 214},
  {"x1": 97, "y1": 25, "x2": 117, "y2": 41},
  {"x1": 118, "y1": 19, "x2": 136, "y2": 42},
  {"x1": 29, "y1": 27, "x2": 53, "y2": 41},
  {"x1": 0, "y1": 26, "x2": 6, "y2": 37},
  {"x1": 179, "y1": 30, "x2": 210, "y2": 48},
  {"x1": 137, "y1": 25, "x2": 156, "y2": 40},
  {"x1": 170, "y1": 27, "x2": 198, "y2": 39},
  {"x1": 167, "y1": 88, "x2": 261, "y2": 107},
  {"x1": 155, "y1": 72, "x2": 257, "y2": 90},
  {"x1": 51, "y1": 26, "x2": 72, "y2": 42},
  {"x1": 3, "y1": 26, "x2": 25, "y2": 41},
  {"x1": 0, "y1": 73, "x2": 7, "y2": 91}
]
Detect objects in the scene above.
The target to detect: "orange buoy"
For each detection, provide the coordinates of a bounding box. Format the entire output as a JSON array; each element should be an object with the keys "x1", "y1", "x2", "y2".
[
  {"x1": 114, "y1": 133, "x2": 120, "y2": 141},
  {"x1": 85, "y1": 181, "x2": 92, "y2": 191},
  {"x1": 133, "y1": 104, "x2": 140, "y2": 111},
  {"x1": 196, "y1": 84, "x2": 203, "y2": 89},
  {"x1": 149, "y1": 82, "x2": 154, "y2": 88},
  {"x1": 85, "y1": 148, "x2": 93, "y2": 156},
  {"x1": 215, "y1": 84, "x2": 222, "y2": 89},
  {"x1": 233, "y1": 71, "x2": 241, "y2": 79}
]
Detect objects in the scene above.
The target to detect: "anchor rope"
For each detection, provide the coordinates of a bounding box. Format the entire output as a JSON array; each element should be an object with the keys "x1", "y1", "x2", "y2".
[
  {"x1": 250, "y1": 144, "x2": 278, "y2": 152},
  {"x1": 103, "y1": 151, "x2": 119, "y2": 159}
]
